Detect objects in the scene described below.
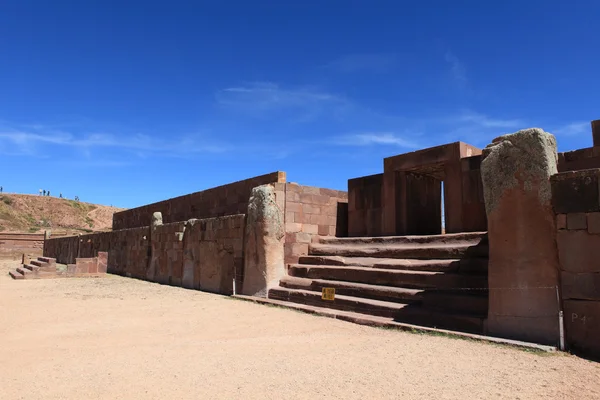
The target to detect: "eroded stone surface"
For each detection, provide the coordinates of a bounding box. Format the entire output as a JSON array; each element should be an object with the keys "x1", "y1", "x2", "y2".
[
  {"x1": 242, "y1": 185, "x2": 285, "y2": 297},
  {"x1": 481, "y1": 128, "x2": 561, "y2": 345}
]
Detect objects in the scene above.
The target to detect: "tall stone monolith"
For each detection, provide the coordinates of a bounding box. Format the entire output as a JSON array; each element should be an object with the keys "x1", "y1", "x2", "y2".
[
  {"x1": 242, "y1": 185, "x2": 285, "y2": 297},
  {"x1": 481, "y1": 128, "x2": 561, "y2": 345},
  {"x1": 146, "y1": 211, "x2": 163, "y2": 281}
]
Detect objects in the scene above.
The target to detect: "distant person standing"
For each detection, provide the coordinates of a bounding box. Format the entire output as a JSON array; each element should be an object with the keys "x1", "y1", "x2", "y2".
[
  {"x1": 0, "y1": 186, "x2": 3, "y2": 193},
  {"x1": 48, "y1": 191, "x2": 51, "y2": 197},
  {"x1": 59, "y1": 193, "x2": 62, "y2": 198},
  {"x1": 43, "y1": 190, "x2": 46, "y2": 196},
  {"x1": 39, "y1": 189, "x2": 43, "y2": 196}
]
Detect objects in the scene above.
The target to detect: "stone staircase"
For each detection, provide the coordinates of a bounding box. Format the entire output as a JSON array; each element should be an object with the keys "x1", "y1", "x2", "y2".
[
  {"x1": 9, "y1": 257, "x2": 58, "y2": 279},
  {"x1": 268, "y1": 232, "x2": 489, "y2": 334}
]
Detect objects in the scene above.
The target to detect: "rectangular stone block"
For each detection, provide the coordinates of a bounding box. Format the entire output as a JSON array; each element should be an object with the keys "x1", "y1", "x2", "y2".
[
  {"x1": 285, "y1": 222, "x2": 302, "y2": 233},
  {"x1": 587, "y1": 212, "x2": 600, "y2": 234},
  {"x1": 551, "y1": 169, "x2": 600, "y2": 213},
  {"x1": 557, "y1": 230, "x2": 600, "y2": 273},
  {"x1": 564, "y1": 300, "x2": 600, "y2": 358},
  {"x1": 567, "y1": 213, "x2": 587, "y2": 230},
  {"x1": 562, "y1": 271, "x2": 600, "y2": 300},
  {"x1": 301, "y1": 224, "x2": 318, "y2": 234},
  {"x1": 556, "y1": 214, "x2": 567, "y2": 230}
]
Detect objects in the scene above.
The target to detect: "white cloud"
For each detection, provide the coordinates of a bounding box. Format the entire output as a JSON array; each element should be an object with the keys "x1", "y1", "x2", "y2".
[
  {"x1": 553, "y1": 121, "x2": 589, "y2": 136},
  {"x1": 445, "y1": 51, "x2": 467, "y2": 87},
  {"x1": 216, "y1": 82, "x2": 349, "y2": 121},
  {"x1": 332, "y1": 132, "x2": 420, "y2": 149},
  {"x1": 455, "y1": 111, "x2": 523, "y2": 128},
  {"x1": 0, "y1": 125, "x2": 230, "y2": 158}
]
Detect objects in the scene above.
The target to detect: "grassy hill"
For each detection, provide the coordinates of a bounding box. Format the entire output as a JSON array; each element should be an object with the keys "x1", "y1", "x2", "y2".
[{"x1": 0, "y1": 194, "x2": 125, "y2": 234}]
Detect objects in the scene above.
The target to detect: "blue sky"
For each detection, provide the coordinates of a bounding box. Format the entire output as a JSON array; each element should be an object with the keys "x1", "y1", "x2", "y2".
[{"x1": 0, "y1": 1, "x2": 598, "y2": 208}]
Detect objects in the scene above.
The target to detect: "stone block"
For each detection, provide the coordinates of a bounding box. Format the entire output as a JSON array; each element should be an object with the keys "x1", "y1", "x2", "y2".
[
  {"x1": 551, "y1": 169, "x2": 600, "y2": 214},
  {"x1": 562, "y1": 272, "x2": 600, "y2": 300},
  {"x1": 302, "y1": 224, "x2": 318, "y2": 234},
  {"x1": 287, "y1": 202, "x2": 302, "y2": 213},
  {"x1": 481, "y1": 128, "x2": 561, "y2": 345},
  {"x1": 556, "y1": 214, "x2": 567, "y2": 230},
  {"x1": 285, "y1": 222, "x2": 302, "y2": 233},
  {"x1": 567, "y1": 213, "x2": 587, "y2": 230},
  {"x1": 564, "y1": 300, "x2": 600, "y2": 358},
  {"x1": 557, "y1": 230, "x2": 600, "y2": 273},
  {"x1": 242, "y1": 185, "x2": 285, "y2": 297},
  {"x1": 587, "y1": 213, "x2": 600, "y2": 234},
  {"x1": 285, "y1": 211, "x2": 295, "y2": 223}
]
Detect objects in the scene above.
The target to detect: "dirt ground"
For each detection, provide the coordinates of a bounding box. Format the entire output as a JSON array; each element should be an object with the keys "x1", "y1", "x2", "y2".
[{"x1": 1, "y1": 259, "x2": 598, "y2": 400}]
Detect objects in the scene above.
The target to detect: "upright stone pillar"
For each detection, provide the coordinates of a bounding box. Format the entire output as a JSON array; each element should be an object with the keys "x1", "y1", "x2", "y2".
[
  {"x1": 242, "y1": 185, "x2": 285, "y2": 297},
  {"x1": 146, "y1": 211, "x2": 163, "y2": 281},
  {"x1": 481, "y1": 128, "x2": 561, "y2": 345}
]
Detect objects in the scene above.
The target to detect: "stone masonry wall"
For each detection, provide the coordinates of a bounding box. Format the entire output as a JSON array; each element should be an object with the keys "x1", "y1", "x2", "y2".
[
  {"x1": 0, "y1": 233, "x2": 45, "y2": 256},
  {"x1": 348, "y1": 174, "x2": 383, "y2": 237},
  {"x1": 112, "y1": 172, "x2": 285, "y2": 230},
  {"x1": 283, "y1": 183, "x2": 348, "y2": 265},
  {"x1": 552, "y1": 168, "x2": 600, "y2": 359},
  {"x1": 43, "y1": 215, "x2": 245, "y2": 296}
]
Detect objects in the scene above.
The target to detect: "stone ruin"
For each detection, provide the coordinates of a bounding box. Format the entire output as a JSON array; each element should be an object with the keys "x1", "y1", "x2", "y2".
[{"x1": 16, "y1": 120, "x2": 600, "y2": 360}]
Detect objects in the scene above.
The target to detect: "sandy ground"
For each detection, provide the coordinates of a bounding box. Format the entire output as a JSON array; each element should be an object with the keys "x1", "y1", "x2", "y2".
[{"x1": 1, "y1": 259, "x2": 598, "y2": 400}]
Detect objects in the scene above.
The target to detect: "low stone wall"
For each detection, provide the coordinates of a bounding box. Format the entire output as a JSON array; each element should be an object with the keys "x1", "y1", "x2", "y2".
[
  {"x1": 0, "y1": 233, "x2": 45, "y2": 256},
  {"x1": 43, "y1": 215, "x2": 245, "y2": 295},
  {"x1": 552, "y1": 169, "x2": 600, "y2": 358}
]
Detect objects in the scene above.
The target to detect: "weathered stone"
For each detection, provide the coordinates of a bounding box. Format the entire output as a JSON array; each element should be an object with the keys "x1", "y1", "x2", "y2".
[
  {"x1": 152, "y1": 212, "x2": 163, "y2": 226},
  {"x1": 564, "y1": 300, "x2": 600, "y2": 358},
  {"x1": 551, "y1": 169, "x2": 600, "y2": 214},
  {"x1": 588, "y1": 212, "x2": 600, "y2": 234},
  {"x1": 557, "y1": 230, "x2": 600, "y2": 273},
  {"x1": 567, "y1": 213, "x2": 587, "y2": 230},
  {"x1": 556, "y1": 214, "x2": 567, "y2": 230},
  {"x1": 481, "y1": 128, "x2": 561, "y2": 345},
  {"x1": 242, "y1": 184, "x2": 285, "y2": 297}
]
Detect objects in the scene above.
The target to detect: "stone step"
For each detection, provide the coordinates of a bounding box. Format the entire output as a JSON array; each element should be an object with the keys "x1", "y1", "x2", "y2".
[
  {"x1": 318, "y1": 232, "x2": 487, "y2": 246},
  {"x1": 30, "y1": 260, "x2": 47, "y2": 267},
  {"x1": 279, "y1": 276, "x2": 488, "y2": 315},
  {"x1": 308, "y1": 242, "x2": 488, "y2": 260},
  {"x1": 297, "y1": 255, "x2": 488, "y2": 274},
  {"x1": 268, "y1": 287, "x2": 484, "y2": 334},
  {"x1": 19, "y1": 266, "x2": 36, "y2": 274},
  {"x1": 9, "y1": 270, "x2": 25, "y2": 279},
  {"x1": 38, "y1": 257, "x2": 56, "y2": 264},
  {"x1": 288, "y1": 264, "x2": 488, "y2": 291},
  {"x1": 23, "y1": 264, "x2": 39, "y2": 272}
]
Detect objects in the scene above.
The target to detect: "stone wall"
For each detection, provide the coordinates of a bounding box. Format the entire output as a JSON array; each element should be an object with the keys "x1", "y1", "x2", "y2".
[
  {"x1": 283, "y1": 183, "x2": 348, "y2": 264},
  {"x1": 0, "y1": 233, "x2": 45, "y2": 256},
  {"x1": 112, "y1": 172, "x2": 286, "y2": 230},
  {"x1": 348, "y1": 174, "x2": 383, "y2": 237},
  {"x1": 552, "y1": 168, "x2": 600, "y2": 358},
  {"x1": 558, "y1": 147, "x2": 600, "y2": 172},
  {"x1": 43, "y1": 215, "x2": 245, "y2": 295}
]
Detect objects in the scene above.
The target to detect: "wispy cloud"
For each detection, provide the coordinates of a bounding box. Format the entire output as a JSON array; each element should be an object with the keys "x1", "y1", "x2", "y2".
[
  {"x1": 0, "y1": 124, "x2": 231, "y2": 159},
  {"x1": 454, "y1": 111, "x2": 523, "y2": 128},
  {"x1": 216, "y1": 82, "x2": 349, "y2": 121},
  {"x1": 444, "y1": 51, "x2": 467, "y2": 87},
  {"x1": 553, "y1": 121, "x2": 589, "y2": 136},
  {"x1": 323, "y1": 53, "x2": 398, "y2": 73},
  {"x1": 331, "y1": 132, "x2": 421, "y2": 149}
]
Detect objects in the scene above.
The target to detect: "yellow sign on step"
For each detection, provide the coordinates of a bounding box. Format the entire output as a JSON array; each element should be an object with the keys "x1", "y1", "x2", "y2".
[{"x1": 322, "y1": 287, "x2": 335, "y2": 301}]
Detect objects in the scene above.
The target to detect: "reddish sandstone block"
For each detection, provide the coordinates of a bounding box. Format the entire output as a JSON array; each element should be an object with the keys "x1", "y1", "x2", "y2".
[
  {"x1": 302, "y1": 204, "x2": 321, "y2": 214},
  {"x1": 301, "y1": 224, "x2": 318, "y2": 234},
  {"x1": 567, "y1": 213, "x2": 587, "y2": 230},
  {"x1": 294, "y1": 232, "x2": 312, "y2": 244},
  {"x1": 556, "y1": 214, "x2": 567, "y2": 230},
  {"x1": 285, "y1": 212, "x2": 295, "y2": 223},
  {"x1": 562, "y1": 271, "x2": 600, "y2": 300},
  {"x1": 286, "y1": 202, "x2": 302, "y2": 213},
  {"x1": 285, "y1": 222, "x2": 302, "y2": 233},
  {"x1": 588, "y1": 213, "x2": 600, "y2": 234},
  {"x1": 564, "y1": 300, "x2": 600, "y2": 358},
  {"x1": 293, "y1": 211, "x2": 305, "y2": 224},
  {"x1": 557, "y1": 230, "x2": 600, "y2": 273},
  {"x1": 318, "y1": 225, "x2": 329, "y2": 235}
]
